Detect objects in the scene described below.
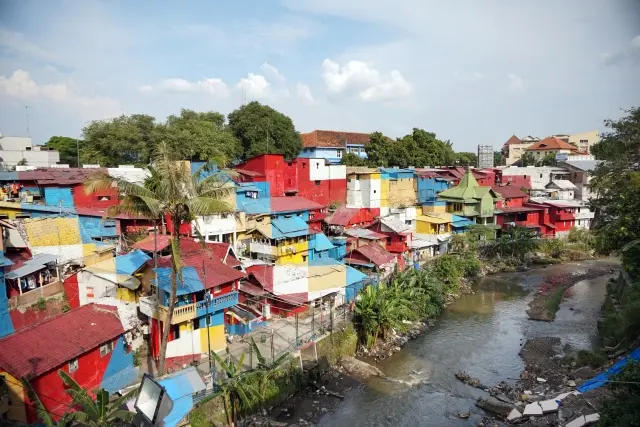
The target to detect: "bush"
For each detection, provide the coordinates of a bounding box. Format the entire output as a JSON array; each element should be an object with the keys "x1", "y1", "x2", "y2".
[{"x1": 599, "y1": 361, "x2": 640, "y2": 427}]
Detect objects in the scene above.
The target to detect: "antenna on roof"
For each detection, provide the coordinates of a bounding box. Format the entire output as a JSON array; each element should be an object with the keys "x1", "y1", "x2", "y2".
[{"x1": 25, "y1": 106, "x2": 30, "y2": 137}]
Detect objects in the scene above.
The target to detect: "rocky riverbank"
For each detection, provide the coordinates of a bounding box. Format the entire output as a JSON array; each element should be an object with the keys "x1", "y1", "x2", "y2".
[{"x1": 526, "y1": 267, "x2": 615, "y2": 321}]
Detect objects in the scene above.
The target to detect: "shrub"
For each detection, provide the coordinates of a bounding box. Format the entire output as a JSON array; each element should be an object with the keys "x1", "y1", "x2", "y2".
[{"x1": 599, "y1": 361, "x2": 640, "y2": 427}]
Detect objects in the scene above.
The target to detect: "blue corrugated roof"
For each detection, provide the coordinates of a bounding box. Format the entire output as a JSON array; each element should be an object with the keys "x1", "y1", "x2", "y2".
[
  {"x1": 236, "y1": 183, "x2": 262, "y2": 193},
  {"x1": 451, "y1": 215, "x2": 473, "y2": 227},
  {"x1": 238, "y1": 198, "x2": 271, "y2": 214},
  {"x1": 271, "y1": 217, "x2": 309, "y2": 239},
  {"x1": 311, "y1": 233, "x2": 334, "y2": 252},
  {"x1": 159, "y1": 367, "x2": 206, "y2": 427},
  {"x1": 346, "y1": 265, "x2": 368, "y2": 286},
  {"x1": 153, "y1": 266, "x2": 204, "y2": 295},
  {"x1": 0, "y1": 172, "x2": 18, "y2": 181},
  {"x1": 115, "y1": 249, "x2": 150, "y2": 275}
]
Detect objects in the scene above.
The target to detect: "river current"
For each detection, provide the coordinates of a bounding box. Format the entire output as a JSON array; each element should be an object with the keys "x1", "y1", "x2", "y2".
[{"x1": 318, "y1": 259, "x2": 618, "y2": 427}]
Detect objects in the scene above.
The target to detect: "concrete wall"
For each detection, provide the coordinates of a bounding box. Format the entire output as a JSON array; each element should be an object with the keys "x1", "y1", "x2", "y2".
[{"x1": 568, "y1": 130, "x2": 599, "y2": 154}]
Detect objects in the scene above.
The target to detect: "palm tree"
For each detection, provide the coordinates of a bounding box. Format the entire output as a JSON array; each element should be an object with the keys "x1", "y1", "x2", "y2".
[
  {"x1": 58, "y1": 370, "x2": 136, "y2": 427},
  {"x1": 85, "y1": 142, "x2": 235, "y2": 374},
  {"x1": 210, "y1": 350, "x2": 259, "y2": 426}
]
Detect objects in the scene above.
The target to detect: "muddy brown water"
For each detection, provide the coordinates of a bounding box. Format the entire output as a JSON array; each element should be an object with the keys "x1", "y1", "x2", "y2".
[{"x1": 318, "y1": 258, "x2": 619, "y2": 427}]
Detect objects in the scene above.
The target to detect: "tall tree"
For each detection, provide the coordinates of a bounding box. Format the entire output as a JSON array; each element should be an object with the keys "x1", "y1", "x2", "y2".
[
  {"x1": 537, "y1": 153, "x2": 557, "y2": 167},
  {"x1": 84, "y1": 142, "x2": 234, "y2": 374},
  {"x1": 340, "y1": 152, "x2": 367, "y2": 166},
  {"x1": 364, "y1": 131, "x2": 390, "y2": 167},
  {"x1": 82, "y1": 114, "x2": 158, "y2": 167},
  {"x1": 228, "y1": 101, "x2": 301, "y2": 160},
  {"x1": 455, "y1": 152, "x2": 478, "y2": 167},
  {"x1": 43, "y1": 136, "x2": 81, "y2": 167},
  {"x1": 159, "y1": 109, "x2": 242, "y2": 167},
  {"x1": 590, "y1": 107, "x2": 640, "y2": 252},
  {"x1": 494, "y1": 151, "x2": 506, "y2": 166},
  {"x1": 409, "y1": 128, "x2": 456, "y2": 167}
]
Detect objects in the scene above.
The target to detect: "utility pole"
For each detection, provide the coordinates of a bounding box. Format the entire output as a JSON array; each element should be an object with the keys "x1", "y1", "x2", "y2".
[
  {"x1": 154, "y1": 220, "x2": 161, "y2": 366},
  {"x1": 25, "y1": 106, "x2": 30, "y2": 136},
  {"x1": 203, "y1": 259, "x2": 212, "y2": 373}
]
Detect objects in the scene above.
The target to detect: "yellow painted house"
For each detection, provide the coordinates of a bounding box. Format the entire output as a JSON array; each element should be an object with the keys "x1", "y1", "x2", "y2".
[
  {"x1": 416, "y1": 212, "x2": 453, "y2": 235},
  {"x1": 248, "y1": 216, "x2": 311, "y2": 265}
]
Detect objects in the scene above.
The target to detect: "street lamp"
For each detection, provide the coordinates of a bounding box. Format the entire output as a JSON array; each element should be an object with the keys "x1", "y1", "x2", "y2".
[{"x1": 133, "y1": 374, "x2": 173, "y2": 427}]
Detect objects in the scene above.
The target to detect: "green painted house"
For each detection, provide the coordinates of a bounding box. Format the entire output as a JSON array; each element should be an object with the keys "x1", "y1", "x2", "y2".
[{"x1": 437, "y1": 170, "x2": 501, "y2": 225}]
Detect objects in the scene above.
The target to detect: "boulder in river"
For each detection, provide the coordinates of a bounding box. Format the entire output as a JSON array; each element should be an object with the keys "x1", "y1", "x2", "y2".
[
  {"x1": 475, "y1": 396, "x2": 513, "y2": 418},
  {"x1": 339, "y1": 356, "x2": 387, "y2": 381}
]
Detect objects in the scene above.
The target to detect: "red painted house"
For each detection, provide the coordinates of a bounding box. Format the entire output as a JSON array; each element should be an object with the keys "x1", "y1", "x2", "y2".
[
  {"x1": 0, "y1": 304, "x2": 134, "y2": 424},
  {"x1": 495, "y1": 206, "x2": 544, "y2": 234},
  {"x1": 344, "y1": 242, "x2": 397, "y2": 274},
  {"x1": 526, "y1": 199, "x2": 577, "y2": 237},
  {"x1": 366, "y1": 217, "x2": 412, "y2": 270},
  {"x1": 234, "y1": 154, "x2": 347, "y2": 207},
  {"x1": 491, "y1": 184, "x2": 529, "y2": 208},
  {"x1": 243, "y1": 265, "x2": 307, "y2": 318},
  {"x1": 324, "y1": 207, "x2": 375, "y2": 232}
]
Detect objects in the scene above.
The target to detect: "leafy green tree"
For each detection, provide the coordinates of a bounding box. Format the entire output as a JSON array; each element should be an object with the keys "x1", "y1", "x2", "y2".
[
  {"x1": 159, "y1": 109, "x2": 241, "y2": 167},
  {"x1": 520, "y1": 151, "x2": 536, "y2": 166},
  {"x1": 386, "y1": 137, "x2": 414, "y2": 168},
  {"x1": 85, "y1": 143, "x2": 234, "y2": 374},
  {"x1": 536, "y1": 152, "x2": 557, "y2": 167},
  {"x1": 455, "y1": 152, "x2": 478, "y2": 167},
  {"x1": 82, "y1": 114, "x2": 158, "y2": 167},
  {"x1": 488, "y1": 226, "x2": 538, "y2": 259},
  {"x1": 405, "y1": 128, "x2": 456, "y2": 167},
  {"x1": 591, "y1": 107, "x2": 640, "y2": 252},
  {"x1": 364, "y1": 131, "x2": 391, "y2": 167},
  {"x1": 340, "y1": 152, "x2": 367, "y2": 166},
  {"x1": 228, "y1": 101, "x2": 301, "y2": 160},
  {"x1": 249, "y1": 337, "x2": 290, "y2": 371},
  {"x1": 16, "y1": 158, "x2": 28, "y2": 166},
  {"x1": 494, "y1": 151, "x2": 506, "y2": 166},
  {"x1": 43, "y1": 136, "x2": 81, "y2": 167},
  {"x1": 599, "y1": 361, "x2": 640, "y2": 427}
]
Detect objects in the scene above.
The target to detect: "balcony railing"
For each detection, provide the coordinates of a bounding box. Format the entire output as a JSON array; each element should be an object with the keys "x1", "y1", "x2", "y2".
[
  {"x1": 139, "y1": 292, "x2": 239, "y2": 325},
  {"x1": 250, "y1": 242, "x2": 278, "y2": 257}
]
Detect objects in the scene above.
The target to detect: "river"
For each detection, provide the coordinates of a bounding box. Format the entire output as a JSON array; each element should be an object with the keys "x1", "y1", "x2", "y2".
[{"x1": 318, "y1": 259, "x2": 619, "y2": 427}]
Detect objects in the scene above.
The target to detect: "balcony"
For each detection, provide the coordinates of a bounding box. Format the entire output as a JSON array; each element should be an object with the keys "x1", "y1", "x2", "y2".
[
  {"x1": 250, "y1": 242, "x2": 278, "y2": 257},
  {"x1": 555, "y1": 210, "x2": 575, "y2": 221},
  {"x1": 140, "y1": 292, "x2": 239, "y2": 325},
  {"x1": 575, "y1": 210, "x2": 594, "y2": 220}
]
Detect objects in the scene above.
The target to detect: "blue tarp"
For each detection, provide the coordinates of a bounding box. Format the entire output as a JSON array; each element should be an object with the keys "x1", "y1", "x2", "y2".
[{"x1": 577, "y1": 347, "x2": 640, "y2": 393}]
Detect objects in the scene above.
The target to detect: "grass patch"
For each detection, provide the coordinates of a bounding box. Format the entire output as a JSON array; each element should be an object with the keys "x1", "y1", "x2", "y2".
[
  {"x1": 574, "y1": 350, "x2": 608, "y2": 368},
  {"x1": 545, "y1": 286, "x2": 566, "y2": 316}
]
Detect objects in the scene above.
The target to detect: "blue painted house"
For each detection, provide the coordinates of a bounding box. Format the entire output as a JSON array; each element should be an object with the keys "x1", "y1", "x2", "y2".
[
  {"x1": 299, "y1": 130, "x2": 370, "y2": 164},
  {"x1": 417, "y1": 172, "x2": 452, "y2": 213}
]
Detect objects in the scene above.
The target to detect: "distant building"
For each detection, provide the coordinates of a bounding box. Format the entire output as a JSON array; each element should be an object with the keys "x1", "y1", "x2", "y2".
[
  {"x1": 502, "y1": 135, "x2": 539, "y2": 165},
  {"x1": 568, "y1": 130, "x2": 600, "y2": 154},
  {"x1": 477, "y1": 144, "x2": 493, "y2": 168},
  {"x1": 299, "y1": 130, "x2": 370, "y2": 164},
  {"x1": 525, "y1": 136, "x2": 578, "y2": 162},
  {"x1": 0, "y1": 136, "x2": 60, "y2": 170}
]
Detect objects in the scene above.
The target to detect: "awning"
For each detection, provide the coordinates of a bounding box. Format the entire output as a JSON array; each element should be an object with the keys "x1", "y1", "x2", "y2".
[
  {"x1": 6, "y1": 254, "x2": 58, "y2": 279},
  {"x1": 239, "y1": 282, "x2": 268, "y2": 297}
]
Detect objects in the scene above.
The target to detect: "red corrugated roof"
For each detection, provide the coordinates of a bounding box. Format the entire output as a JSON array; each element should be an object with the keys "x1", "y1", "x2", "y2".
[
  {"x1": 526, "y1": 137, "x2": 578, "y2": 152},
  {"x1": 491, "y1": 185, "x2": 528, "y2": 199},
  {"x1": 246, "y1": 265, "x2": 274, "y2": 292},
  {"x1": 0, "y1": 304, "x2": 124, "y2": 379},
  {"x1": 270, "y1": 196, "x2": 325, "y2": 212},
  {"x1": 300, "y1": 130, "x2": 370, "y2": 148},
  {"x1": 325, "y1": 206, "x2": 360, "y2": 226},
  {"x1": 235, "y1": 168, "x2": 264, "y2": 177},
  {"x1": 499, "y1": 206, "x2": 543, "y2": 213},
  {"x1": 132, "y1": 234, "x2": 171, "y2": 252},
  {"x1": 154, "y1": 240, "x2": 245, "y2": 288},
  {"x1": 349, "y1": 243, "x2": 395, "y2": 267}
]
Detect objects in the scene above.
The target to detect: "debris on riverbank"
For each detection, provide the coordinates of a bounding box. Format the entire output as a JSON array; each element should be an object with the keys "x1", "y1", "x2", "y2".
[
  {"x1": 357, "y1": 319, "x2": 433, "y2": 362},
  {"x1": 526, "y1": 267, "x2": 615, "y2": 321},
  {"x1": 239, "y1": 366, "x2": 360, "y2": 427}
]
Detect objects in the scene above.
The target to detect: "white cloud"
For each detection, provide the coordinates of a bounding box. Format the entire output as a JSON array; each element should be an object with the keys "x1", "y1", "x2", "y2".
[
  {"x1": 237, "y1": 73, "x2": 270, "y2": 99},
  {"x1": 601, "y1": 34, "x2": 640, "y2": 65},
  {"x1": 295, "y1": 83, "x2": 314, "y2": 103},
  {"x1": 507, "y1": 73, "x2": 524, "y2": 92},
  {"x1": 139, "y1": 77, "x2": 229, "y2": 97},
  {"x1": 473, "y1": 71, "x2": 485, "y2": 80},
  {"x1": 0, "y1": 69, "x2": 120, "y2": 118},
  {"x1": 260, "y1": 62, "x2": 286, "y2": 84},
  {"x1": 632, "y1": 35, "x2": 640, "y2": 49},
  {"x1": 321, "y1": 59, "x2": 411, "y2": 101},
  {"x1": 0, "y1": 27, "x2": 57, "y2": 62}
]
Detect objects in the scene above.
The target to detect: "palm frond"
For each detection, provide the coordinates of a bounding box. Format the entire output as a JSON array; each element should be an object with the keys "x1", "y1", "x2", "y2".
[
  {"x1": 186, "y1": 197, "x2": 233, "y2": 216},
  {"x1": 21, "y1": 377, "x2": 55, "y2": 427}
]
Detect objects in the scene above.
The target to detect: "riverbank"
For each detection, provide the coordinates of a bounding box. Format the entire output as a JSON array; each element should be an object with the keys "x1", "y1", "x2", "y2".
[{"x1": 526, "y1": 266, "x2": 616, "y2": 321}]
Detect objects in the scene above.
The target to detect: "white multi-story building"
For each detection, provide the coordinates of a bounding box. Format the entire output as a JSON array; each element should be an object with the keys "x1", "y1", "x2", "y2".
[
  {"x1": 558, "y1": 158, "x2": 602, "y2": 202},
  {"x1": 501, "y1": 166, "x2": 569, "y2": 191},
  {"x1": 0, "y1": 136, "x2": 60, "y2": 170}
]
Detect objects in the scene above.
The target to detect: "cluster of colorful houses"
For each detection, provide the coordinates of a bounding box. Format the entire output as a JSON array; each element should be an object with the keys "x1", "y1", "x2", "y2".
[{"x1": 0, "y1": 131, "x2": 601, "y2": 424}]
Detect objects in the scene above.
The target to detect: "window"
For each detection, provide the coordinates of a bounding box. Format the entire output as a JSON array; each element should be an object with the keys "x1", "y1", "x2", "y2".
[
  {"x1": 193, "y1": 319, "x2": 200, "y2": 330},
  {"x1": 539, "y1": 174, "x2": 543, "y2": 179},
  {"x1": 68, "y1": 358, "x2": 79, "y2": 372},
  {"x1": 86, "y1": 286, "x2": 94, "y2": 299},
  {"x1": 316, "y1": 163, "x2": 319, "y2": 169},
  {"x1": 173, "y1": 325, "x2": 180, "y2": 339},
  {"x1": 315, "y1": 180, "x2": 321, "y2": 186},
  {"x1": 356, "y1": 176, "x2": 360, "y2": 180},
  {"x1": 580, "y1": 139, "x2": 588, "y2": 143},
  {"x1": 405, "y1": 220, "x2": 412, "y2": 225},
  {"x1": 100, "y1": 342, "x2": 113, "y2": 357},
  {"x1": 288, "y1": 162, "x2": 293, "y2": 166},
  {"x1": 302, "y1": 255, "x2": 307, "y2": 262},
  {"x1": 337, "y1": 150, "x2": 343, "y2": 158},
  {"x1": 373, "y1": 190, "x2": 377, "y2": 193},
  {"x1": 214, "y1": 285, "x2": 222, "y2": 293}
]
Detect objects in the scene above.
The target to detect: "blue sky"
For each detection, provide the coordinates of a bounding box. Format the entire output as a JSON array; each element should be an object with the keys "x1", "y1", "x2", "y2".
[{"x1": 1, "y1": 0, "x2": 639, "y2": 152}]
